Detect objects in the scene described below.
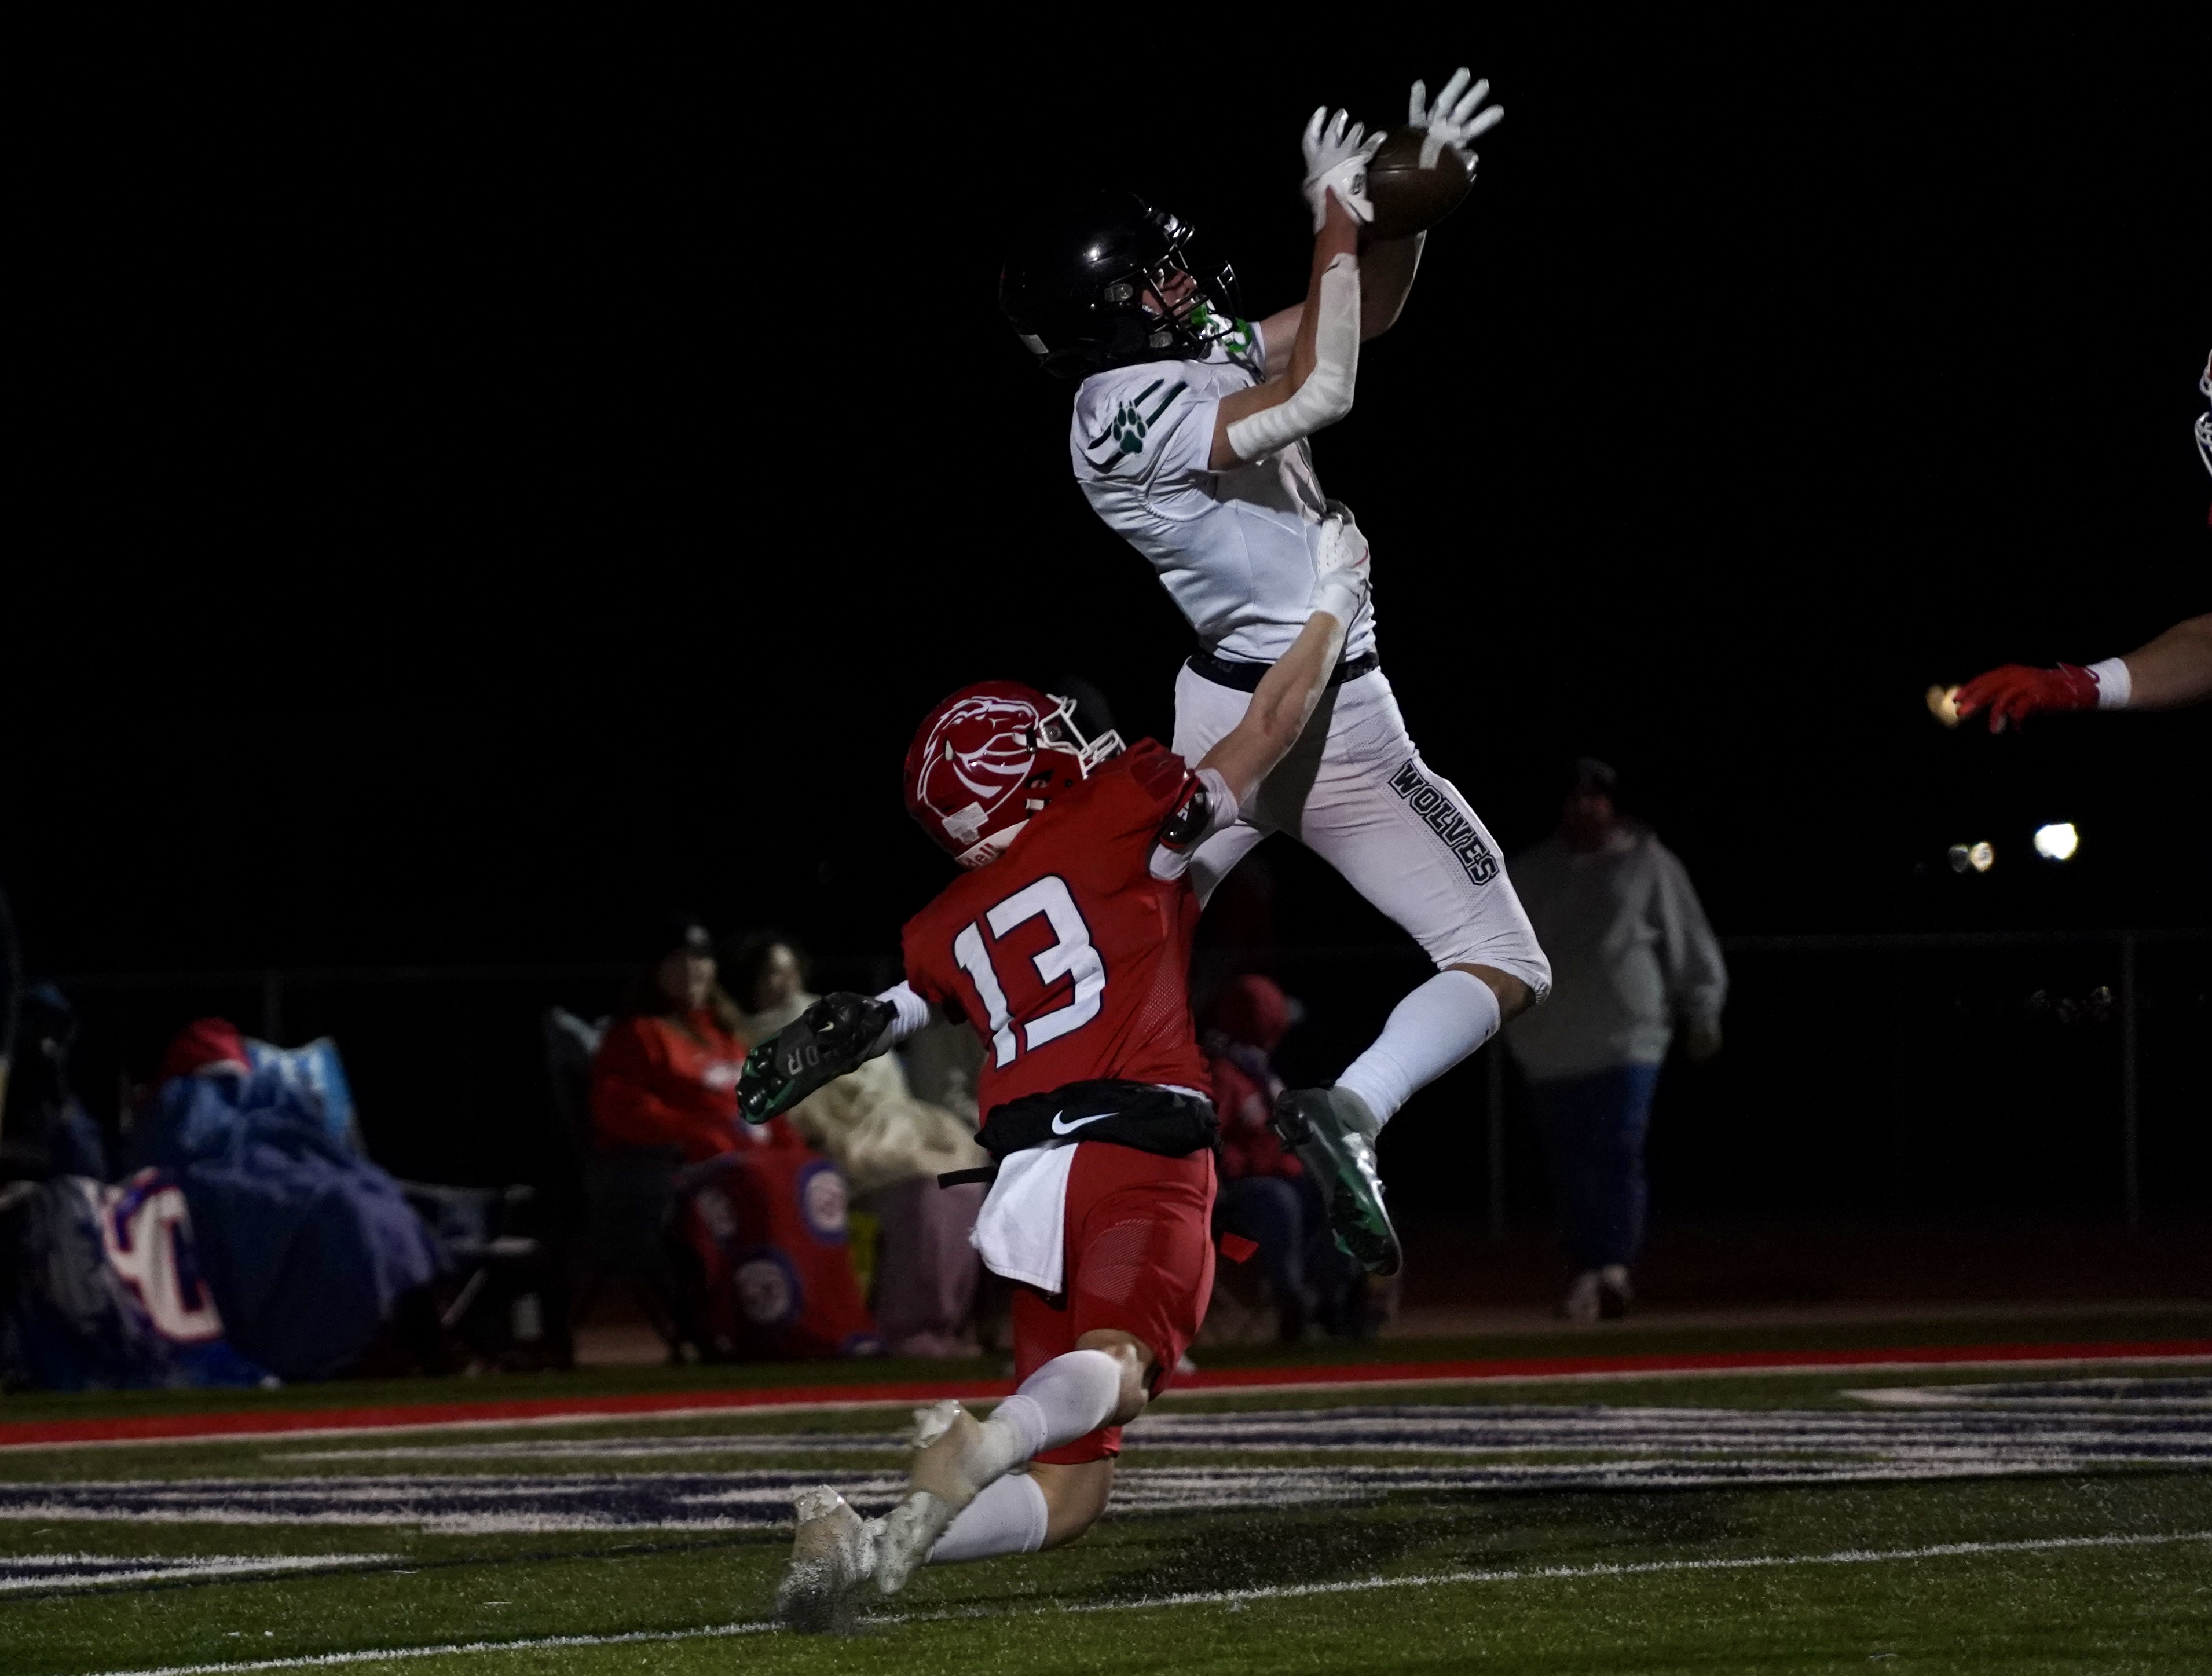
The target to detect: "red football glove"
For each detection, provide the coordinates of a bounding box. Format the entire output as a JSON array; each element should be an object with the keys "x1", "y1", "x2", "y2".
[{"x1": 1951, "y1": 663, "x2": 2100, "y2": 732}]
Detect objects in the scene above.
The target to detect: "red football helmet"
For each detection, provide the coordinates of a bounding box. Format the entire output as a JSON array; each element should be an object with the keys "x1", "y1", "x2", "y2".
[{"x1": 903, "y1": 681, "x2": 1124, "y2": 868}]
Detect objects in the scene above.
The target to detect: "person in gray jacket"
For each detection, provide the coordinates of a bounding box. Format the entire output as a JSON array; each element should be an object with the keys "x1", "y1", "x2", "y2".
[{"x1": 1504, "y1": 760, "x2": 1727, "y2": 1322}]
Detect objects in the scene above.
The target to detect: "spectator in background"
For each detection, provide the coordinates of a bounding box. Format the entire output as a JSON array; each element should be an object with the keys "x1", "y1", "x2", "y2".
[
  {"x1": 591, "y1": 918, "x2": 781, "y2": 1163},
  {"x1": 591, "y1": 917, "x2": 874, "y2": 1359},
  {"x1": 728, "y1": 932, "x2": 990, "y2": 1359},
  {"x1": 1505, "y1": 760, "x2": 1727, "y2": 1324},
  {"x1": 1206, "y1": 975, "x2": 1367, "y2": 1341}
]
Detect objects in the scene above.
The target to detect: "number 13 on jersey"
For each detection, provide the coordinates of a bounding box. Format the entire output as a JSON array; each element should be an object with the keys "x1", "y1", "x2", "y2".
[{"x1": 949, "y1": 875, "x2": 1105, "y2": 1068}]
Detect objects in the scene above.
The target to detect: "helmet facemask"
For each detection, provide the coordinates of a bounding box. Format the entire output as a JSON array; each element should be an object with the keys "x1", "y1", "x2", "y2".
[
  {"x1": 1035, "y1": 690, "x2": 1125, "y2": 774},
  {"x1": 1100, "y1": 224, "x2": 1243, "y2": 363}
]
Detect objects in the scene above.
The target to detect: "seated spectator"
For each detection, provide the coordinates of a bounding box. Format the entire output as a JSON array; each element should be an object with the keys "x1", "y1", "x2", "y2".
[
  {"x1": 591, "y1": 918, "x2": 789, "y2": 1163},
  {"x1": 592, "y1": 917, "x2": 875, "y2": 1359},
  {"x1": 728, "y1": 931, "x2": 990, "y2": 1359},
  {"x1": 1206, "y1": 975, "x2": 1368, "y2": 1342}
]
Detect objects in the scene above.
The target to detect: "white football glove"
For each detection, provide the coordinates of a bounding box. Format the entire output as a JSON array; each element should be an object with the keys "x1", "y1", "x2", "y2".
[
  {"x1": 1301, "y1": 107, "x2": 1382, "y2": 233},
  {"x1": 1408, "y1": 67, "x2": 1504, "y2": 171},
  {"x1": 1309, "y1": 506, "x2": 1370, "y2": 625}
]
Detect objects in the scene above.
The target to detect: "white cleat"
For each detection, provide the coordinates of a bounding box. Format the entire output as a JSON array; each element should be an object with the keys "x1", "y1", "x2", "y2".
[
  {"x1": 1559, "y1": 1269, "x2": 1602, "y2": 1325},
  {"x1": 775, "y1": 1485, "x2": 878, "y2": 1634},
  {"x1": 873, "y1": 1400, "x2": 1000, "y2": 1597}
]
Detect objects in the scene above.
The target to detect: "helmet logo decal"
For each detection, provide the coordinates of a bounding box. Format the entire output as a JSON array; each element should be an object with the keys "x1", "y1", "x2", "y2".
[
  {"x1": 920, "y1": 694, "x2": 1045, "y2": 817},
  {"x1": 906, "y1": 681, "x2": 1125, "y2": 867}
]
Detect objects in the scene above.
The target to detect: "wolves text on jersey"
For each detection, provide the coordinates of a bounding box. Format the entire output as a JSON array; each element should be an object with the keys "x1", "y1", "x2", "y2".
[{"x1": 1389, "y1": 759, "x2": 1500, "y2": 886}]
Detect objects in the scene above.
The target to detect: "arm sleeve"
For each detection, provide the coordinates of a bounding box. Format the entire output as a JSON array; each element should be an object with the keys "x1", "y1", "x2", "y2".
[
  {"x1": 1072, "y1": 367, "x2": 1217, "y2": 503},
  {"x1": 1649, "y1": 843, "x2": 1728, "y2": 1023}
]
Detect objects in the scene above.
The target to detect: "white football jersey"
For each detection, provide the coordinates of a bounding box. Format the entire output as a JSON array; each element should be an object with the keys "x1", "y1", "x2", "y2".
[{"x1": 1070, "y1": 324, "x2": 1378, "y2": 665}]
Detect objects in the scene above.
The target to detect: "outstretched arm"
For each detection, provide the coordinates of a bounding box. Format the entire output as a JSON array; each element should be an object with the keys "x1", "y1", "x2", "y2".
[
  {"x1": 1193, "y1": 514, "x2": 1367, "y2": 806},
  {"x1": 1360, "y1": 71, "x2": 1501, "y2": 339},
  {"x1": 2116, "y1": 614, "x2": 2212, "y2": 708},
  {"x1": 1951, "y1": 612, "x2": 2212, "y2": 730},
  {"x1": 1210, "y1": 108, "x2": 1369, "y2": 470},
  {"x1": 1262, "y1": 71, "x2": 1503, "y2": 350}
]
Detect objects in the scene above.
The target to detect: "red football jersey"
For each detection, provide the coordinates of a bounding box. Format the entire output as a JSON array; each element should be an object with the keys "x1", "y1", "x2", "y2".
[{"x1": 902, "y1": 740, "x2": 1210, "y2": 1113}]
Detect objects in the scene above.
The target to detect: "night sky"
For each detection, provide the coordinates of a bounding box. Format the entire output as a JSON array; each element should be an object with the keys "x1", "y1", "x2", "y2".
[{"x1": 13, "y1": 28, "x2": 2207, "y2": 983}]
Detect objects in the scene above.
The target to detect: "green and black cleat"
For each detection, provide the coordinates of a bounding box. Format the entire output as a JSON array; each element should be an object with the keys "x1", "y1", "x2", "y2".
[
  {"x1": 1271, "y1": 1087, "x2": 1402, "y2": 1276},
  {"x1": 737, "y1": 992, "x2": 898, "y2": 1124}
]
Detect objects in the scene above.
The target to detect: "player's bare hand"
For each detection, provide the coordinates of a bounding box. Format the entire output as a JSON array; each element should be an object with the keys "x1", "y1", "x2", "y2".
[
  {"x1": 1302, "y1": 107, "x2": 1382, "y2": 233},
  {"x1": 1310, "y1": 507, "x2": 1370, "y2": 625},
  {"x1": 1408, "y1": 68, "x2": 1503, "y2": 173},
  {"x1": 1950, "y1": 663, "x2": 2100, "y2": 733}
]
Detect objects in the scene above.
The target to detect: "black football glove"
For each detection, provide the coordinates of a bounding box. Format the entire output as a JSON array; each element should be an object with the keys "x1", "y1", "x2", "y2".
[{"x1": 737, "y1": 991, "x2": 898, "y2": 1124}]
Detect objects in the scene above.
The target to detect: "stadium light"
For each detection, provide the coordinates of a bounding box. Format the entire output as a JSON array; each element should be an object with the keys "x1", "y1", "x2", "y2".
[
  {"x1": 1949, "y1": 842, "x2": 1996, "y2": 874},
  {"x1": 2033, "y1": 822, "x2": 2079, "y2": 861}
]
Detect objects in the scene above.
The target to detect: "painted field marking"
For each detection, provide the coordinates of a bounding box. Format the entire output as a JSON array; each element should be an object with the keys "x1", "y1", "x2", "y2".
[
  {"x1": 10, "y1": 1397, "x2": 2210, "y2": 1534},
  {"x1": 94, "y1": 1528, "x2": 2212, "y2": 1676},
  {"x1": 6, "y1": 1342, "x2": 2209, "y2": 1452},
  {"x1": 0, "y1": 1554, "x2": 398, "y2": 1594}
]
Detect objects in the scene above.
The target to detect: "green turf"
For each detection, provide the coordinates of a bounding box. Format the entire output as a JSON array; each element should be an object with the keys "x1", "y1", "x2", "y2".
[
  {"x1": 5, "y1": 1477, "x2": 2206, "y2": 1675},
  {"x1": 2, "y1": 1329, "x2": 2207, "y2": 1675}
]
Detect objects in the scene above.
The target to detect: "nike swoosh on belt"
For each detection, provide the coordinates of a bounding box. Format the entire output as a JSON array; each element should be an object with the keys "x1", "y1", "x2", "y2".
[{"x1": 1049, "y1": 1110, "x2": 1116, "y2": 1135}]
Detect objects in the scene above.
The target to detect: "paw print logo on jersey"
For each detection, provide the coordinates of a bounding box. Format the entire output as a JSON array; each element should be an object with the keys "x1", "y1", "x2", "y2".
[
  {"x1": 1082, "y1": 376, "x2": 1189, "y2": 472},
  {"x1": 1109, "y1": 401, "x2": 1148, "y2": 456}
]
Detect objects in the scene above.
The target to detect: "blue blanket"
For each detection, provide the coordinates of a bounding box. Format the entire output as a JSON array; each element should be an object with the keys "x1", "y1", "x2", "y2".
[{"x1": 135, "y1": 1067, "x2": 444, "y2": 1379}]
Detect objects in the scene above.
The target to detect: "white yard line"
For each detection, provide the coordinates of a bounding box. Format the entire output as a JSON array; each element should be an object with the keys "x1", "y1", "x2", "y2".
[
  {"x1": 11, "y1": 1352, "x2": 2211, "y2": 1456},
  {"x1": 1156, "y1": 1353, "x2": 2212, "y2": 1404},
  {"x1": 93, "y1": 1528, "x2": 2212, "y2": 1676},
  {"x1": 0, "y1": 1554, "x2": 398, "y2": 1594}
]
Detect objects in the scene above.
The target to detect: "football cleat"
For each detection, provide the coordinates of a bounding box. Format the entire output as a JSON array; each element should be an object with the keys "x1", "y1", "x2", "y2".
[
  {"x1": 1598, "y1": 1264, "x2": 1634, "y2": 1320},
  {"x1": 1272, "y1": 1087, "x2": 1401, "y2": 1276},
  {"x1": 737, "y1": 992, "x2": 898, "y2": 1123},
  {"x1": 1559, "y1": 1271, "x2": 1602, "y2": 1325},
  {"x1": 873, "y1": 1401, "x2": 1001, "y2": 1597},
  {"x1": 775, "y1": 1485, "x2": 879, "y2": 1635}
]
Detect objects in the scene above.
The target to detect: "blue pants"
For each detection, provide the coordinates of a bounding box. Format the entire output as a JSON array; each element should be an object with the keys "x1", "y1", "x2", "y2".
[
  {"x1": 1217, "y1": 1172, "x2": 1365, "y2": 1335},
  {"x1": 1525, "y1": 1064, "x2": 1661, "y2": 1271}
]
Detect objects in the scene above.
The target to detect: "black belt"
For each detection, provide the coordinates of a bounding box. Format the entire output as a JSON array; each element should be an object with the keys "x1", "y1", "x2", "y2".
[
  {"x1": 1187, "y1": 649, "x2": 1378, "y2": 693},
  {"x1": 938, "y1": 1079, "x2": 1218, "y2": 1188}
]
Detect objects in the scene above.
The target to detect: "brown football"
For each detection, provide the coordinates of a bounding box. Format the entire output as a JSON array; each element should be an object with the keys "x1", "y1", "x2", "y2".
[{"x1": 1361, "y1": 125, "x2": 1474, "y2": 240}]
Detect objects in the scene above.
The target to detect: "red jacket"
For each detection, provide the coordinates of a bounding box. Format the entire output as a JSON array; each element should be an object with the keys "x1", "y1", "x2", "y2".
[
  {"x1": 1209, "y1": 1044, "x2": 1302, "y2": 1181},
  {"x1": 591, "y1": 1010, "x2": 800, "y2": 1162}
]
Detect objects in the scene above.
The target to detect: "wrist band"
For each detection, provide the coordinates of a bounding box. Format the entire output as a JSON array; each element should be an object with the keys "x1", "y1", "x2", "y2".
[{"x1": 2086, "y1": 656, "x2": 2132, "y2": 709}]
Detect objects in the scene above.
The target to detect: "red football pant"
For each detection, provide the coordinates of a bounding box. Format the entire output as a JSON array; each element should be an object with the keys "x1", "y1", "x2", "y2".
[{"x1": 1012, "y1": 1141, "x2": 1217, "y2": 1464}]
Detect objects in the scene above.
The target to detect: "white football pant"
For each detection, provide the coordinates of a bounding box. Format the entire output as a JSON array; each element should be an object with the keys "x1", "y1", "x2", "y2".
[{"x1": 1172, "y1": 663, "x2": 1551, "y2": 999}]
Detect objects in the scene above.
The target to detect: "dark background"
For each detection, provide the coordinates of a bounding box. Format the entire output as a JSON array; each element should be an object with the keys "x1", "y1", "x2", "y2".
[{"x1": 9, "y1": 27, "x2": 2207, "y2": 1218}]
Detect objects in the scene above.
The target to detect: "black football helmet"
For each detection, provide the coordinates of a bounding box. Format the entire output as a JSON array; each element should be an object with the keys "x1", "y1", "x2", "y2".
[{"x1": 999, "y1": 190, "x2": 1243, "y2": 380}]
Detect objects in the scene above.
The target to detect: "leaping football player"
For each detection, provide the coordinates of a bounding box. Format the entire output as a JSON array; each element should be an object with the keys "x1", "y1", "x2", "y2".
[
  {"x1": 997, "y1": 69, "x2": 1548, "y2": 1276},
  {"x1": 742, "y1": 519, "x2": 1372, "y2": 1630}
]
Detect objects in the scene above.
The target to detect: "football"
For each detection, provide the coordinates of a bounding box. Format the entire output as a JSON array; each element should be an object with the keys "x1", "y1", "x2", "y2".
[{"x1": 1362, "y1": 126, "x2": 1475, "y2": 240}]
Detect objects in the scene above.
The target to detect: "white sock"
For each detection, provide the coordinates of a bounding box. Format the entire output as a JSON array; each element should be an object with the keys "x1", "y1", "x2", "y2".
[
  {"x1": 926, "y1": 1472, "x2": 1049, "y2": 1565},
  {"x1": 1332, "y1": 969, "x2": 1501, "y2": 1130},
  {"x1": 987, "y1": 1347, "x2": 1123, "y2": 1463}
]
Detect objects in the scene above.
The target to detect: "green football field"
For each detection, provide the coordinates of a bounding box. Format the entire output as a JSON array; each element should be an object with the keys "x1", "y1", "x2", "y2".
[{"x1": 5, "y1": 1312, "x2": 2209, "y2": 1676}]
